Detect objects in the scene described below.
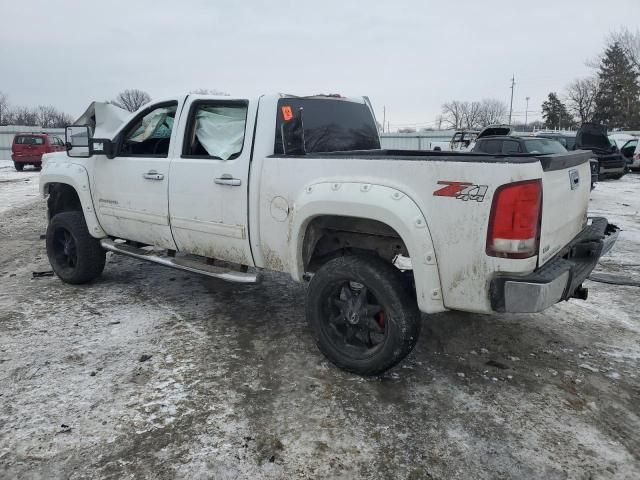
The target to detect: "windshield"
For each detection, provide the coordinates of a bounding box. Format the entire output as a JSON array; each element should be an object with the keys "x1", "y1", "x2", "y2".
[
  {"x1": 274, "y1": 98, "x2": 380, "y2": 154},
  {"x1": 523, "y1": 138, "x2": 567, "y2": 154}
]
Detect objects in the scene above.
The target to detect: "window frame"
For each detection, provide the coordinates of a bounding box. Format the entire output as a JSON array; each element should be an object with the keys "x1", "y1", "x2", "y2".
[
  {"x1": 180, "y1": 99, "x2": 250, "y2": 160},
  {"x1": 117, "y1": 101, "x2": 179, "y2": 158}
]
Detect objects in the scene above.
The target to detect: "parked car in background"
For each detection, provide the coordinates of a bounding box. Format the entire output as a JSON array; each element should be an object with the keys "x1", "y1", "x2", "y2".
[
  {"x1": 575, "y1": 123, "x2": 626, "y2": 180},
  {"x1": 471, "y1": 135, "x2": 567, "y2": 155},
  {"x1": 466, "y1": 124, "x2": 513, "y2": 151},
  {"x1": 620, "y1": 138, "x2": 640, "y2": 170},
  {"x1": 11, "y1": 133, "x2": 66, "y2": 171},
  {"x1": 449, "y1": 130, "x2": 479, "y2": 151},
  {"x1": 535, "y1": 131, "x2": 577, "y2": 151},
  {"x1": 471, "y1": 135, "x2": 597, "y2": 189}
]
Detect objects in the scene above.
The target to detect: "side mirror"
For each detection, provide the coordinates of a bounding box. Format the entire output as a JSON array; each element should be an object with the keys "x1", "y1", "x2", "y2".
[
  {"x1": 91, "y1": 138, "x2": 116, "y2": 159},
  {"x1": 65, "y1": 125, "x2": 91, "y2": 158}
]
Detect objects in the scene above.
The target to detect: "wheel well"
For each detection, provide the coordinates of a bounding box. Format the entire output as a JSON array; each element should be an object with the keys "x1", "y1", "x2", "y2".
[
  {"x1": 46, "y1": 183, "x2": 82, "y2": 219},
  {"x1": 302, "y1": 215, "x2": 410, "y2": 272}
]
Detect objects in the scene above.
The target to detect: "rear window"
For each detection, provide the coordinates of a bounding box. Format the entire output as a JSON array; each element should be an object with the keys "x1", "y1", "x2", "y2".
[
  {"x1": 274, "y1": 98, "x2": 380, "y2": 154},
  {"x1": 523, "y1": 138, "x2": 567, "y2": 154},
  {"x1": 15, "y1": 135, "x2": 45, "y2": 145},
  {"x1": 474, "y1": 139, "x2": 503, "y2": 154}
]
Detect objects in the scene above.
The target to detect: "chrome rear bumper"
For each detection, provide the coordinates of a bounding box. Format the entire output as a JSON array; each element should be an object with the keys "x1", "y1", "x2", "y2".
[{"x1": 490, "y1": 217, "x2": 619, "y2": 313}]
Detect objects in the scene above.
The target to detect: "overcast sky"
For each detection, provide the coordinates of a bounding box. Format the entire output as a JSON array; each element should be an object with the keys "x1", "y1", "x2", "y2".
[{"x1": 1, "y1": 0, "x2": 639, "y2": 129}]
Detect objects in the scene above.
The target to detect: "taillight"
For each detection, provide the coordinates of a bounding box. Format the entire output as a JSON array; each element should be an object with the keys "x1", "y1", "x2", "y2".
[{"x1": 486, "y1": 179, "x2": 542, "y2": 259}]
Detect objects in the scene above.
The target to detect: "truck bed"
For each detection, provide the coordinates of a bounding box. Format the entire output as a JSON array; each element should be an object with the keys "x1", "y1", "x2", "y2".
[{"x1": 270, "y1": 149, "x2": 592, "y2": 171}]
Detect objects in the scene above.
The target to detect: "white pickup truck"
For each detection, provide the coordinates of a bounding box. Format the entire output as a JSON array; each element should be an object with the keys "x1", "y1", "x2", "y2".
[{"x1": 40, "y1": 93, "x2": 618, "y2": 375}]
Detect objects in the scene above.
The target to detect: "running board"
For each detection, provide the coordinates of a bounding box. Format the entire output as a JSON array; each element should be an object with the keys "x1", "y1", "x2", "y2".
[{"x1": 100, "y1": 239, "x2": 261, "y2": 284}]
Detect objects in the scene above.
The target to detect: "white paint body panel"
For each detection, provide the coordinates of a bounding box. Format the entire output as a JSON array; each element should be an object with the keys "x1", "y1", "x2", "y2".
[{"x1": 41, "y1": 94, "x2": 592, "y2": 315}]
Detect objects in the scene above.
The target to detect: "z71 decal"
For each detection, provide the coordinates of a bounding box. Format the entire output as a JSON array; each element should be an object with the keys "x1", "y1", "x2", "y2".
[{"x1": 433, "y1": 181, "x2": 488, "y2": 202}]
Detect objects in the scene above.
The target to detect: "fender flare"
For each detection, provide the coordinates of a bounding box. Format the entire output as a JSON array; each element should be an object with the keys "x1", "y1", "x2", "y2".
[
  {"x1": 290, "y1": 182, "x2": 445, "y2": 313},
  {"x1": 40, "y1": 160, "x2": 106, "y2": 239}
]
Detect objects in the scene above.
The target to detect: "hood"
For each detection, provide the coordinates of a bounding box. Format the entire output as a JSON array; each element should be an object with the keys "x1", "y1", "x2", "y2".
[
  {"x1": 576, "y1": 123, "x2": 614, "y2": 152},
  {"x1": 74, "y1": 102, "x2": 130, "y2": 138},
  {"x1": 477, "y1": 124, "x2": 513, "y2": 139}
]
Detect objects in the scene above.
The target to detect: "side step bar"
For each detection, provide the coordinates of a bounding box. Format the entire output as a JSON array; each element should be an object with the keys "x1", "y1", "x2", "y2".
[{"x1": 100, "y1": 239, "x2": 261, "y2": 284}]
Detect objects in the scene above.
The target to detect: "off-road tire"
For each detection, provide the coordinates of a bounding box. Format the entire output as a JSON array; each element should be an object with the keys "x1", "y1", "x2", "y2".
[
  {"x1": 306, "y1": 255, "x2": 421, "y2": 376},
  {"x1": 14, "y1": 162, "x2": 24, "y2": 171},
  {"x1": 46, "y1": 211, "x2": 106, "y2": 284}
]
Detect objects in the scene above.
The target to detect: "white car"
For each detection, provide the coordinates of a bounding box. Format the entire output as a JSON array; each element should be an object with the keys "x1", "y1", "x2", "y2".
[
  {"x1": 40, "y1": 93, "x2": 618, "y2": 375},
  {"x1": 620, "y1": 138, "x2": 640, "y2": 170}
]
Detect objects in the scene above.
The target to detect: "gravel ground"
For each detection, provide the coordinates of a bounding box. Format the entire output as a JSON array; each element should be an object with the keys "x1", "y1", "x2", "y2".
[{"x1": 0, "y1": 163, "x2": 639, "y2": 479}]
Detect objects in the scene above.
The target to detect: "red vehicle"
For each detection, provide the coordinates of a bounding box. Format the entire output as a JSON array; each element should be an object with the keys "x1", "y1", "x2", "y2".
[{"x1": 11, "y1": 133, "x2": 66, "y2": 171}]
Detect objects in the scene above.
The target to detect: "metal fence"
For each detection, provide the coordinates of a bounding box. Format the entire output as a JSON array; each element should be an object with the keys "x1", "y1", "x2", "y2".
[{"x1": 379, "y1": 131, "x2": 455, "y2": 150}]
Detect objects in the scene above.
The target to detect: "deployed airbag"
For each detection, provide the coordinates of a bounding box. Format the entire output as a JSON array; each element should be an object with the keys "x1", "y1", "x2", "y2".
[{"x1": 194, "y1": 106, "x2": 246, "y2": 160}]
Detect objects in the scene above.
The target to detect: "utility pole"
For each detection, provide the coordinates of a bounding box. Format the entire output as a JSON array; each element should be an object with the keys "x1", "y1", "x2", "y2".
[
  {"x1": 508, "y1": 74, "x2": 515, "y2": 125},
  {"x1": 382, "y1": 106, "x2": 386, "y2": 133},
  {"x1": 525, "y1": 96, "x2": 530, "y2": 129}
]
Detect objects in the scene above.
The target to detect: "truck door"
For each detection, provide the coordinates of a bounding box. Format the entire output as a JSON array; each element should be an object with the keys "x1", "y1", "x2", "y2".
[
  {"x1": 168, "y1": 96, "x2": 256, "y2": 266},
  {"x1": 92, "y1": 99, "x2": 183, "y2": 249}
]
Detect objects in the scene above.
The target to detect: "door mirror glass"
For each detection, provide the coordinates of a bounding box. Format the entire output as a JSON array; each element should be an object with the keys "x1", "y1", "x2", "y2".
[{"x1": 65, "y1": 126, "x2": 91, "y2": 158}]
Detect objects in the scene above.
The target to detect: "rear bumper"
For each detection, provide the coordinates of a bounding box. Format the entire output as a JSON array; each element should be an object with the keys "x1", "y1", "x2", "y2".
[
  {"x1": 490, "y1": 217, "x2": 619, "y2": 313},
  {"x1": 12, "y1": 155, "x2": 43, "y2": 164}
]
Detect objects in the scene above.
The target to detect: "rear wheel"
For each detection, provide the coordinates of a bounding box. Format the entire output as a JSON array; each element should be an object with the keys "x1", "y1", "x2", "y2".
[
  {"x1": 14, "y1": 162, "x2": 24, "y2": 171},
  {"x1": 46, "y1": 211, "x2": 106, "y2": 284},
  {"x1": 306, "y1": 255, "x2": 421, "y2": 376}
]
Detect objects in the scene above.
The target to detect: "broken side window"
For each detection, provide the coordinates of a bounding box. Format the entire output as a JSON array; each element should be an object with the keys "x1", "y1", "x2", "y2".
[
  {"x1": 120, "y1": 103, "x2": 177, "y2": 157},
  {"x1": 183, "y1": 101, "x2": 248, "y2": 160}
]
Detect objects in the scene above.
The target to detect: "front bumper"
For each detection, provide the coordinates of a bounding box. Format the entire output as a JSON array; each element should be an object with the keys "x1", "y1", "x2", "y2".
[{"x1": 490, "y1": 217, "x2": 619, "y2": 313}]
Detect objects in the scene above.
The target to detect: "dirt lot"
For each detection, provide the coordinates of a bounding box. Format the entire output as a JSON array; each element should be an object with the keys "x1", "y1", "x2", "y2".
[{"x1": 1, "y1": 159, "x2": 639, "y2": 479}]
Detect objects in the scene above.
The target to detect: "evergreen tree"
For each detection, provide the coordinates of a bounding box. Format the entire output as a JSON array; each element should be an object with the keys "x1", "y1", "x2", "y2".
[
  {"x1": 541, "y1": 92, "x2": 573, "y2": 130},
  {"x1": 593, "y1": 42, "x2": 640, "y2": 128}
]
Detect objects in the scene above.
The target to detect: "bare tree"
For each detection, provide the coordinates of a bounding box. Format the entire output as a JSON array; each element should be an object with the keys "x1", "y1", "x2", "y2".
[
  {"x1": 478, "y1": 99, "x2": 508, "y2": 126},
  {"x1": 609, "y1": 27, "x2": 640, "y2": 70},
  {"x1": 111, "y1": 89, "x2": 151, "y2": 112},
  {"x1": 442, "y1": 99, "x2": 508, "y2": 129},
  {"x1": 0, "y1": 91, "x2": 8, "y2": 125},
  {"x1": 6, "y1": 106, "x2": 39, "y2": 126},
  {"x1": 565, "y1": 77, "x2": 599, "y2": 124},
  {"x1": 36, "y1": 105, "x2": 59, "y2": 128},
  {"x1": 463, "y1": 101, "x2": 483, "y2": 129},
  {"x1": 190, "y1": 88, "x2": 230, "y2": 96},
  {"x1": 441, "y1": 100, "x2": 468, "y2": 129}
]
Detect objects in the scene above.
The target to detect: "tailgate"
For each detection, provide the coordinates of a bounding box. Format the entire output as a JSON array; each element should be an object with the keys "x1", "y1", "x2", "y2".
[{"x1": 537, "y1": 152, "x2": 592, "y2": 265}]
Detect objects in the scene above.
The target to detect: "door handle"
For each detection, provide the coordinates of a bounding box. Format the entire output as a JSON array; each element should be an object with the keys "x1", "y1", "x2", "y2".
[
  {"x1": 214, "y1": 175, "x2": 241, "y2": 186},
  {"x1": 143, "y1": 170, "x2": 164, "y2": 181}
]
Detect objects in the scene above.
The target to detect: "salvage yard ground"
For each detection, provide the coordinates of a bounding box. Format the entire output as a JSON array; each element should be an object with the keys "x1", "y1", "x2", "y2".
[{"x1": 0, "y1": 158, "x2": 639, "y2": 479}]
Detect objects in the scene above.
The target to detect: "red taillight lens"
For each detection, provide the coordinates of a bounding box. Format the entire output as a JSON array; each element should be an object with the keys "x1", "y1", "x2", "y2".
[{"x1": 486, "y1": 179, "x2": 542, "y2": 259}]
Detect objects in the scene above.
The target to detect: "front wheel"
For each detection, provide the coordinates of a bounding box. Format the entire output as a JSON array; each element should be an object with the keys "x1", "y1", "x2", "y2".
[
  {"x1": 306, "y1": 255, "x2": 421, "y2": 376},
  {"x1": 46, "y1": 211, "x2": 106, "y2": 284}
]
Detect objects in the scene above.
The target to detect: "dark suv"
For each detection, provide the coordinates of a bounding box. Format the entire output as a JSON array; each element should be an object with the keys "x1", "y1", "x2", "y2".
[
  {"x1": 471, "y1": 136, "x2": 567, "y2": 155},
  {"x1": 472, "y1": 135, "x2": 599, "y2": 187},
  {"x1": 575, "y1": 123, "x2": 626, "y2": 180}
]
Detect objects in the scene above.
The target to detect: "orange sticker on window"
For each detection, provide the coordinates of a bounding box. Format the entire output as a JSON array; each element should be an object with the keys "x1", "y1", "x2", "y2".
[{"x1": 281, "y1": 105, "x2": 293, "y2": 121}]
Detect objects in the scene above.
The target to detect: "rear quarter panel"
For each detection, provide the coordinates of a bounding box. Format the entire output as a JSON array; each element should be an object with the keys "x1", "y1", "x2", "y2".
[{"x1": 254, "y1": 152, "x2": 544, "y2": 314}]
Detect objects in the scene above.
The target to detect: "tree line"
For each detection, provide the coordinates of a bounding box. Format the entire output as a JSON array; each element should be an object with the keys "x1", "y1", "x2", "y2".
[
  {"x1": 0, "y1": 87, "x2": 232, "y2": 128},
  {"x1": 540, "y1": 28, "x2": 639, "y2": 130},
  {"x1": 437, "y1": 27, "x2": 640, "y2": 132},
  {"x1": 0, "y1": 92, "x2": 75, "y2": 128}
]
